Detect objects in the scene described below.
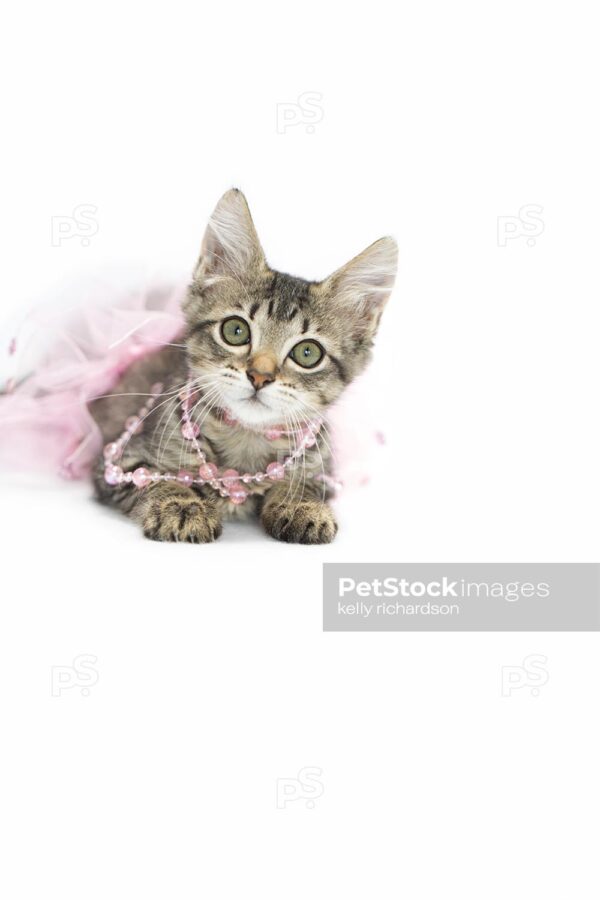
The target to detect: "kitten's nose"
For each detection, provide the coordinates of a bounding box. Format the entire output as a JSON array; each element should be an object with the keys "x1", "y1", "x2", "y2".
[
  {"x1": 246, "y1": 368, "x2": 275, "y2": 391},
  {"x1": 246, "y1": 353, "x2": 278, "y2": 391}
]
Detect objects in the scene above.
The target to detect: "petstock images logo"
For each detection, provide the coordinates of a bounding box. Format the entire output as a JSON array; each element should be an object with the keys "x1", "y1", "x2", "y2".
[{"x1": 322, "y1": 564, "x2": 600, "y2": 632}]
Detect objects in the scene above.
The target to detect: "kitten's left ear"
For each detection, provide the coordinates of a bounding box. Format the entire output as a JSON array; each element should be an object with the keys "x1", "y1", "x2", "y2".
[
  {"x1": 322, "y1": 236, "x2": 398, "y2": 335},
  {"x1": 194, "y1": 188, "x2": 265, "y2": 282}
]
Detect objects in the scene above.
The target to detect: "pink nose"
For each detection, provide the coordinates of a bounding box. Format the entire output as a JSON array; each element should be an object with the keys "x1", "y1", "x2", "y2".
[{"x1": 246, "y1": 368, "x2": 275, "y2": 390}]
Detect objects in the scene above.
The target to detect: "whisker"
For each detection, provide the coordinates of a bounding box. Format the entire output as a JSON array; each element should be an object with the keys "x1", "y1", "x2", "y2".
[
  {"x1": 174, "y1": 383, "x2": 223, "y2": 471},
  {"x1": 159, "y1": 382, "x2": 221, "y2": 469}
]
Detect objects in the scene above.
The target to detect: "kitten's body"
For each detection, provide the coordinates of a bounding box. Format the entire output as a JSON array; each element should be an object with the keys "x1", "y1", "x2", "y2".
[
  {"x1": 89, "y1": 189, "x2": 397, "y2": 543},
  {"x1": 90, "y1": 345, "x2": 334, "y2": 528}
]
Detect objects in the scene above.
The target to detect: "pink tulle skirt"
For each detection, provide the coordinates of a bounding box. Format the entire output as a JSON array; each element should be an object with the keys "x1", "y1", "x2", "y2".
[
  {"x1": 0, "y1": 278, "x2": 185, "y2": 478},
  {"x1": 0, "y1": 275, "x2": 383, "y2": 487}
]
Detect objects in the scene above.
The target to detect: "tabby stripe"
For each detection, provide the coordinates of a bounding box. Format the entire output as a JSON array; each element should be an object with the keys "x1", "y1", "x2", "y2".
[
  {"x1": 328, "y1": 353, "x2": 349, "y2": 384},
  {"x1": 249, "y1": 301, "x2": 260, "y2": 319},
  {"x1": 190, "y1": 319, "x2": 217, "y2": 334}
]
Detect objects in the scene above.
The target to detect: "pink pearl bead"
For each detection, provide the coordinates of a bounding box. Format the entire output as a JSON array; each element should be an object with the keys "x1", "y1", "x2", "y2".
[
  {"x1": 181, "y1": 421, "x2": 200, "y2": 440},
  {"x1": 221, "y1": 468, "x2": 240, "y2": 488},
  {"x1": 132, "y1": 467, "x2": 152, "y2": 488},
  {"x1": 177, "y1": 470, "x2": 194, "y2": 486},
  {"x1": 103, "y1": 442, "x2": 119, "y2": 461},
  {"x1": 199, "y1": 462, "x2": 218, "y2": 480},
  {"x1": 266, "y1": 462, "x2": 285, "y2": 481},
  {"x1": 229, "y1": 486, "x2": 248, "y2": 504},
  {"x1": 151, "y1": 382, "x2": 164, "y2": 395},
  {"x1": 125, "y1": 415, "x2": 142, "y2": 434},
  {"x1": 265, "y1": 426, "x2": 283, "y2": 440},
  {"x1": 223, "y1": 410, "x2": 237, "y2": 426},
  {"x1": 302, "y1": 433, "x2": 316, "y2": 448},
  {"x1": 104, "y1": 464, "x2": 123, "y2": 485},
  {"x1": 241, "y1": 473, "x2": 253, "y2": 484}
]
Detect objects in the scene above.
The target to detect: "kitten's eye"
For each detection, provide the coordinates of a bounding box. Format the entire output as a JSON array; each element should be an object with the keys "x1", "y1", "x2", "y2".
[
  {"x1": 221, "y1": 316, "x2": 250, "y2": 346},
  {"x1": 289, "y1": 339, "x2": 324, "y2": 369}
]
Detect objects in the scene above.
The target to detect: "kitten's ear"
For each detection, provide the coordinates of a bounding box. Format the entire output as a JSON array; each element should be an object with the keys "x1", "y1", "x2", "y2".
[
  {"x1": 322, "y1": 236, "x2": 398, "y2": 335},
  {"x1": 194, "y1": 189, "x2": 265, "y2": 282}
]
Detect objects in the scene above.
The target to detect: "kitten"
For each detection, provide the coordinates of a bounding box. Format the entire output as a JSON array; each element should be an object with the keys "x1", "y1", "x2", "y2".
[{"x1": 90, "y1": 189, "x2": 397, "y2": 543}]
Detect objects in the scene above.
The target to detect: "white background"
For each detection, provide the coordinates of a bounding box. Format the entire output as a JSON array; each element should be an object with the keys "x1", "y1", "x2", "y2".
[{"x1": 1, "y1": 2, "x2": 599, "y2": 897}]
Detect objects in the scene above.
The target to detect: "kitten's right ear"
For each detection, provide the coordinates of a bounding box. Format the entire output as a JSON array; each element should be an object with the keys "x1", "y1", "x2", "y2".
[{"x1": 193, "y1": 189, "x2": 265, "y2": 282}]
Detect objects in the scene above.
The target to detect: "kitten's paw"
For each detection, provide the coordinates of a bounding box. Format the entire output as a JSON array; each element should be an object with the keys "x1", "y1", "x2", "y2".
[
  {"x1": 263, "y1": 499, "x2": 338, "y2": 544},
  {"x1": 141, "y1": 488, "x2": 222, "y2": 543}
]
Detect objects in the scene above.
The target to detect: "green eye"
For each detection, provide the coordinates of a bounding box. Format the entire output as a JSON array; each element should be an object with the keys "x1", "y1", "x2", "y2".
[
  {"x1": 221, "y1": 317, "x2": 250, "y2": 346},
  {"x1": 289, "y1": 339, "x2": 324, "y2": 369}
]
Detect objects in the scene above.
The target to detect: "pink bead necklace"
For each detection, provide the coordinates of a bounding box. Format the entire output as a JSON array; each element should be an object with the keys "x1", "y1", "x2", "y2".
[{"x1": 103, "y1": 379, "x2": 323, "y2": 505}]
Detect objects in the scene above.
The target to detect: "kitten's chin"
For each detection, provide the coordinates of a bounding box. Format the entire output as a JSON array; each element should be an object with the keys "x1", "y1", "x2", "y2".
[{"x1": 224, "y1": 394, "x2": 284, "y2": 428}]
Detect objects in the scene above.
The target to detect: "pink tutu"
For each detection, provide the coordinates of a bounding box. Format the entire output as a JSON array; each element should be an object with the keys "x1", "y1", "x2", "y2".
[
  {"x1": 0, "y1": 278, "x2": 185, "y2": 478},
  {"x1": 0, "y1": 275, "x2": 384, "y2": 487}
]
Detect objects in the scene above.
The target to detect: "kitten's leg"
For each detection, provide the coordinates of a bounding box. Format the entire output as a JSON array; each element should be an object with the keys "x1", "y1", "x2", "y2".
[
  {"x1": 261, "y1": 481, "x2": 338, "y2": 544},
  {"x1": 94, "y1": 464, "x2": 222, "y2": 543}
]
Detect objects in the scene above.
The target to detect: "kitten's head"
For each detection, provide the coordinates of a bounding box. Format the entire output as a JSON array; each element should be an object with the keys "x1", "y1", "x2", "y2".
[{"x1": 184, "y1": 189, "x2": 398, "y2": 427}]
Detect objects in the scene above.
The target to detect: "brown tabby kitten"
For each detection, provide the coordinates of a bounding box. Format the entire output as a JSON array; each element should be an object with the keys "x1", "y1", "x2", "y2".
[{"x1": 90, "y1": 189, "x2": 397, "y2": 543}]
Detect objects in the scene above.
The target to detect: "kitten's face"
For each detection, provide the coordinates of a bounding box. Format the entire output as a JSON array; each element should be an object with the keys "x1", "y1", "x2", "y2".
[{"x1": 184, "y1": 190, "x2": 398, "y2": 428}]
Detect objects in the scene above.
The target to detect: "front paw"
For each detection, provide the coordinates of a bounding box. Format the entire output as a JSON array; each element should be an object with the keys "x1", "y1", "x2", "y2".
[
  {"x1": 263, "y1": 499, "x2": 338, "y2": 544},
  {"x1": 140, "y1": 485, "x2": 222, "y2": 543}
]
